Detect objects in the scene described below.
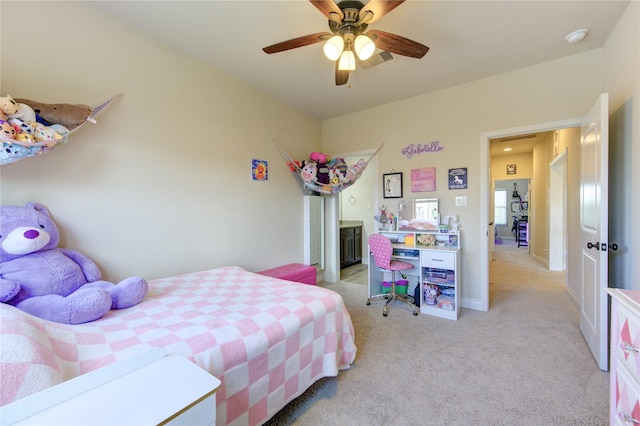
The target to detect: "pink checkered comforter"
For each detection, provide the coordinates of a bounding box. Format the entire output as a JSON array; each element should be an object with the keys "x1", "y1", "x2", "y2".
[{"x1": 0, "y1": 266, "x2": 357, "y2": 425}]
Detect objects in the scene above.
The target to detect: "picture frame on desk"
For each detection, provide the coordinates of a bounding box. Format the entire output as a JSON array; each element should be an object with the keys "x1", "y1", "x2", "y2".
[{"x1": 383, "y1": 172, "x2": 403, "y2": 198}]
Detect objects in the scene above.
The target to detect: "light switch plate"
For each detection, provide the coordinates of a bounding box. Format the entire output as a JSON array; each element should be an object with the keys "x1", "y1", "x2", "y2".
[{"x1": 455, "y1": 196, "x2": 467, "y2": 206}]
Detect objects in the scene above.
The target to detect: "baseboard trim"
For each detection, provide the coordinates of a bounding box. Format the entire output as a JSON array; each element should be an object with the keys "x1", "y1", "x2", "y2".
[{"x1": 462, "y1": 297, "x2": 485, "y2": 312}]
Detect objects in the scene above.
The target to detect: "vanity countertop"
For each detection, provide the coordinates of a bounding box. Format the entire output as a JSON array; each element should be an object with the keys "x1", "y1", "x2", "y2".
[{"x1": 339, "y1": 220, "x2": 364, "y2": 229}]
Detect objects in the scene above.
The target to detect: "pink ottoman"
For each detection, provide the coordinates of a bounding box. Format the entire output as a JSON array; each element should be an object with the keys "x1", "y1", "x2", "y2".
[{"x1": 257, "y1": 263, "x2": 317, "y2": 285}]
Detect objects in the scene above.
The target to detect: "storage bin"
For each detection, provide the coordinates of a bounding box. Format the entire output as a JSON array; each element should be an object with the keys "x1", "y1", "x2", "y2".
[
  {"x1": 393, "y1": 249, "x2": 419, "y2": 258},
  {"x1": 437, "y1": 295, "x2": 455, "y2": 311},
  {"x1": 381, "y1": 280, "x2": 408, "y2": 295},
  {"x1": 257, "y1": 263, "x2": 316, "y2": 285}
]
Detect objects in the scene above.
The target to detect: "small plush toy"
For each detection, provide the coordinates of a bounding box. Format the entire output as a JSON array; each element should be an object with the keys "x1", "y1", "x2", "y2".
[
  {"x1": 14, "y1": 131, "x2": 36, "y2": 144},
  {"x1": 6, "y1": 97, "x2": 36, "y2": 123},
  {"x1": 14, "y1": 98, "x2": 92, "y2": 128},
  {"x1": 8, "y1": 118, "x2": 35, "y2": 135},
  {"x1": 0, "y1": 95, "x2": 19, "y2": 116},
  {"x1": 0, "y1": 202, "x2": 148, "y2": 324},
  {"x1": 316, "y1": 162, "x2": 330, "y2": 184},
  {"x1": 31, "y1": 122, "x2": 64, "y2": 142},
  {"x1": 309, "y1": 152, "x2": 329, "y2": 163},
  {"x1": 286, "y1": 159, "x2": 302, "y2": 172},
  {"x1": 424, "y1": 284, "x2": 440, "y2": 305},
  {"x1": 0, "y1": 119, "x2": 17, "y2": 139},
  {"x1": 300, "y1": 162, "x2": 318, "y2": 182},
  {"x1": 329, "y1": 168, "x2": 341, "y2": 185},
  {"x1": 309, "y1": 152, "x2": 331, "y2": 184},
  {"x1": 327, "y1": 157, "x2": 347, "y2": 175}
]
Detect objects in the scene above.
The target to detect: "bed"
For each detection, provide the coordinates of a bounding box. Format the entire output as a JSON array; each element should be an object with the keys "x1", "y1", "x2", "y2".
[{"x1": 0, "y1": 265, "x2": 357, "y2": 425}]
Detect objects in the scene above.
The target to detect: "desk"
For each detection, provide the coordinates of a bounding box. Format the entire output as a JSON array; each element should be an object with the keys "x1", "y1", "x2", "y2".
[{"x1": 368, "y1": 231, "x2": 462, "y2": 320}]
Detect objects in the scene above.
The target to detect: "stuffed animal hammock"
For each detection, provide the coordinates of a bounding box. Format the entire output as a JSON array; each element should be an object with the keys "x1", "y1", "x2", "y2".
[
  {"x1": 0, "y1": 94, "x2": 122, "y2": 166},
  {"x1": 274, "y1": 140, "x2": 383, "y2": 195}
]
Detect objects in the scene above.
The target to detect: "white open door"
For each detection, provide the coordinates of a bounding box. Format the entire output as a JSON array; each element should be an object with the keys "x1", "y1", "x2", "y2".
[{"x1": 579, "y1": 93, "x2": 609, "y2": 371}]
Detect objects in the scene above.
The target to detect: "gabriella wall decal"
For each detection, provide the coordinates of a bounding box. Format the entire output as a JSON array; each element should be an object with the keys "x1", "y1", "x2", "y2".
[{"x1": 401, "y1": 140, "x2": 444, "y2": 159}]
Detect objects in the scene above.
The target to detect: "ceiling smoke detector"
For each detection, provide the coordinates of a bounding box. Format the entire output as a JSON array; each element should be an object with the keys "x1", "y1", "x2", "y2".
[{"x1": 566, "y1": 29, "x2": 589, "y2": 44}]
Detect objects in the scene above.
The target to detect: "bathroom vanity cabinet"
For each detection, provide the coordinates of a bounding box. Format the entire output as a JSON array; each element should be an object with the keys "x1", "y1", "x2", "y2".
[{"x1": 340, "y1": 223, "x2": 362, "y2": 268}]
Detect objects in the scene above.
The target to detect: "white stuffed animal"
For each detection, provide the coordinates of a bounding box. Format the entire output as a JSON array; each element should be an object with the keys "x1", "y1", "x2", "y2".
[{"x1": 4, "y1": 95, "x2": 36, "y2": 123}]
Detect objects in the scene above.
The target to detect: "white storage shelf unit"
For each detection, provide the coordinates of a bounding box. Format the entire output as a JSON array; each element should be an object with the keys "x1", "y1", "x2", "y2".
[{"x1": 368, "y1": 230, "x2": 462, "y2": 320}]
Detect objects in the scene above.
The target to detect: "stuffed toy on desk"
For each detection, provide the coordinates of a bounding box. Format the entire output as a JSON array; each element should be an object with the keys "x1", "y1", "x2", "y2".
[{"x1": 0, "y1": 202, "x2": 148, "y2": 324}]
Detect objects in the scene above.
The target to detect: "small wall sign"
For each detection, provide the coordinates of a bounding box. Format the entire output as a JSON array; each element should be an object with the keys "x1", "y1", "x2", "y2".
[
  {"x1": 506, "y1": 164, "x2": 517, "y2": 175},
  {"x1": 401, "y1": 140, "x2": 444, "y2": 159},
  {"x1": 448, "y1": 168, "x2": 467, "y2": 190}
]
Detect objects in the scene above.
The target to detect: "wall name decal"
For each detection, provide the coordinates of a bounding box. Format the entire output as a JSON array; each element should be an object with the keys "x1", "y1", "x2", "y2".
[{"x1": 401, "y1": 140, "x2": 444, "y2": 158}]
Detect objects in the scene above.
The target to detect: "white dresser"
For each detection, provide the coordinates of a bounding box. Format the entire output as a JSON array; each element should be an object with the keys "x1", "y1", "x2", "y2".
[
  {"x1": 0, "y1": 348, "x2": 221, "y2": 426},
  {"x1": 608, "y1": 289, "x2": 640, "y2": 425}
]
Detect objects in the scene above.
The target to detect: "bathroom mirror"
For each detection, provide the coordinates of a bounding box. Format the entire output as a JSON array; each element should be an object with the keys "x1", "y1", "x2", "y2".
[{"x1": 397, "y1": 198, "x2": 439, "y2": 230}]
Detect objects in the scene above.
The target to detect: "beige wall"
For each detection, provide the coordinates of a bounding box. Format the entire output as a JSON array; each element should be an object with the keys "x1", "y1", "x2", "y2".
[
  {"x1": 557, "y1": 127, "x2": 582, "y2": 301},
  {"x1": 530, "y1": 135, "x2": 551, "y2": 266},
  {"x1": 1, "y1": 1, "x2": 321, "y2": 281},
  {"x1": 1, "y1": 1, "x2": 638, "y2": 303},
  {"x1": 491, "y1": 153, "x2": 534, "y2": 181},
  {"x1": 602, "y1": 1, "x2": 639, "y2": 288},
  {"x1": 322, "y1": 49, "x2": 604, "y2": 306},
  {"x1": 324, "y1": 0, "x2": 639, "y2": 303}
]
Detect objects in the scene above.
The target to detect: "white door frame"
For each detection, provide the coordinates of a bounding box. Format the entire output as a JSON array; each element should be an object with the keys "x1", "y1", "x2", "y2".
[
  {"x1": 480, "y1": 118, "x2": 581, "y2": 311},
  {"x1": 549, "y1": 148, "x2": 568, "y2": 271},
  {"x1": 325, "y1": 150, "x2": 379, "y2": 283}
]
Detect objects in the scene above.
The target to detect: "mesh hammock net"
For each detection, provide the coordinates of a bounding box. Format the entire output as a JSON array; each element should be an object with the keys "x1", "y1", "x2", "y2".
[
  {"x1": 274, "y1": 140, "x2": 383, "y2": 195},
  {"x1": 1, "y1": 94, "x2": 121, "y2": 166}
]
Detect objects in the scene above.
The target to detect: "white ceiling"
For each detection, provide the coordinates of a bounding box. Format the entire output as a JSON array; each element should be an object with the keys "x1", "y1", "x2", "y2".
[
  {"x1": 489, "y1": 132, "x2": 546, "y2": 157},
  {"x1": 91, "y1": 0, "x2": 629, "y2": 121}
]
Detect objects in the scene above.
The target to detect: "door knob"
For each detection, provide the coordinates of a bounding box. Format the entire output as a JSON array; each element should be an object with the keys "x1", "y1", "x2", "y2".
[
  {"x1": 609, "y1": 243, "x2": 619, "y2": 251},
  {"x1": 587, "y1": 242, "x2": 600, "y2": 250}
]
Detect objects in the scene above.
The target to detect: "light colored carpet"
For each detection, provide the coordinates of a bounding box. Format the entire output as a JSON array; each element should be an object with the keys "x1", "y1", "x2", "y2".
[{"x1": 264, "y1": 246, "x2": 609, "y2": 425}]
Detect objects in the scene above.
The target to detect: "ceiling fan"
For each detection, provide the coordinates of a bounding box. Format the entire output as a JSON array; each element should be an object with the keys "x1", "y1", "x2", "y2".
[{"x1": 262, "y1": 0, "x2": 429, "y2": 86}]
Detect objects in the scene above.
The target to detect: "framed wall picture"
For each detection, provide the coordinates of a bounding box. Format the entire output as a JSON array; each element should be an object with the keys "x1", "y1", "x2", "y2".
[
  {"x1": 448, "y1": 168, "x2": 468, "y2": 190},
  {"x1": 411, "y1": 167, "x2": 436, "y2": 192},
  {"x1": 251, "y1": 159, "x2": 268, "y2": 181},
  {"x1": 506, "y1": 164, "x2": 517, "y2": 175},
  {"x1": 383, "y1": 172, "x2": 403, "y2": 198}
]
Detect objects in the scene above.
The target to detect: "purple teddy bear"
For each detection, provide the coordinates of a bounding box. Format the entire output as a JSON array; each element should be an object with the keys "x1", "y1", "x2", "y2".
[{"x1": 0, "y1": 202, "x2": 148, "y2": 324}]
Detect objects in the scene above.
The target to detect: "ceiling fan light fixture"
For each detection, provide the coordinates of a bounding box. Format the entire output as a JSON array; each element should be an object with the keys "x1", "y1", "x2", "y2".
[
  {"x1": 354, "y1": 34, "x2": 375, "y2": 60},
  {"x1": 323, "y1": 35, "x2": 344, "y2": 61},
  {"x1": 338, "y1": 50, "x2": 356, "y2": 71}
]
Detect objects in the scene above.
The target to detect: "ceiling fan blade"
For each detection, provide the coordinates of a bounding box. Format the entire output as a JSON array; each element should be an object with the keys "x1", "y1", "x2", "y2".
[
  {"x1": 263, "y1": 32, "x2": 331, "y2": 54},
  {"x1": 361, "y1": 0, "x2": 405, "y2": 24},
  {"x1": 367, "y1": 29, "x2": 429, "y2": 58},
  {"x1": 309, "y1": 0, "x2": 343, "y2": 21},
  {"x1": 335, "y1": 62, "x2": 349, "y2": 86}
]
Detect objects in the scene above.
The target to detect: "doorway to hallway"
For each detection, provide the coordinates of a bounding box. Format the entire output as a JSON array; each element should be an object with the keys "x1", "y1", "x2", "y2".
[{"x1": 480, "y1": 119, "x2": 581, "y2": 312}]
